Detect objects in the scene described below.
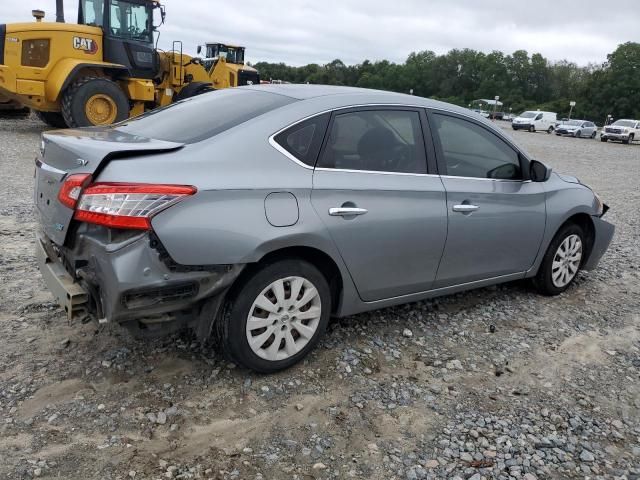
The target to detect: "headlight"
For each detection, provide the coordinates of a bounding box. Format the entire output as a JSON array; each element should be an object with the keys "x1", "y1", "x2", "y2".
[
  {"x1": 21, "y1": 39, "x2": 50, "y2": 67},
  {"x1": 593, "y1": 192, "x2": 604, "y2": 216}
]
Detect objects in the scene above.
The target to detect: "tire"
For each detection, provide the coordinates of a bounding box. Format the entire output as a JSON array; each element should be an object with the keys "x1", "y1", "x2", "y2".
[
  {"x1": 591, "y1": 131, "x2": 596, "y2": 139},
  {"x1": 547, "y1": 126, "x2": 554, "y2": 134},
  {"x1": 575, "y1": 130, "x2": 581, "y2": 138},
  {"x1": 61, "y1": 77, "x2": 129, "y2": 127},
  {"x1": 35, "y1": 110, "x2": 67, "y2": 128},
  {"x1": 217, "y1": 259, "x2": 331, "y2": 373},
  {"x1": 533, "y1": 223, "x2": 585, "y2": 296},
  {"x1": 174, "y1": 82, "x2": 214, "y2": 102},
  {"x1": 529, "y1": 125, "x2": 535, "y2": 133},
  {"x1": 600, "y1": 136, "x2": 607, "y2": 142},
  {"x1": 624, "y1": 133, "x2": 634, "y2": 144}
]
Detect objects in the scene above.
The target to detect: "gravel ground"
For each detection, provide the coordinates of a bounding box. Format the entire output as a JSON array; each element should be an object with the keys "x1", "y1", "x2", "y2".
[{"x1": 0, "y1": 116, "x2": 639, "y2": 480}]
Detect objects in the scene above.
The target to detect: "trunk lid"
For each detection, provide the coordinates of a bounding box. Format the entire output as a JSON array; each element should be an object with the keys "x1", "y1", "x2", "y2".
[{"x1": 35, "y1": 127, "x2": 184, "y2": 245}]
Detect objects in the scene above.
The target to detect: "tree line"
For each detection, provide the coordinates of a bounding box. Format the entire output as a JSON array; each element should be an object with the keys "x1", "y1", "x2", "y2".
[{"x1": 253, "y1": 42, "x2": 640, "y2": 124}]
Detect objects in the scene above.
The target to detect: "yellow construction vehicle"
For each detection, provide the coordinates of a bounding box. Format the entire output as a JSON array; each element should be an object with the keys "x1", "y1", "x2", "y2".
[{"x1": 0, "y1": 0, "x2": 260, "y2": 127}]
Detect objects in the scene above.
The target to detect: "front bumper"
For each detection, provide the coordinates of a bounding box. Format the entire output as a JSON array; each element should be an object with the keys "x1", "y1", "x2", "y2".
[
  {"x1": 601, "y1": 133, "x2": 630, "y2": 141},
  {"x1": 582, "y1": 216, "x2": 615, "y2": 271},
  {"x1": 36, "y1": 227, "x2": 243, "y2": 330}
]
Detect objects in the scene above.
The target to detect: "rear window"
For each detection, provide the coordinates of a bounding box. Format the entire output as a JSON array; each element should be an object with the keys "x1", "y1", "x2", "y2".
[{"x1": 115, "y1": 88, "x2": 295, "y2": 143}]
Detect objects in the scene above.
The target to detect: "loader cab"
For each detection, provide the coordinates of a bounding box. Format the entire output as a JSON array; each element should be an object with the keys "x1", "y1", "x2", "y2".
[
  {"x1": 78, "y1": 0, "x2": 161, "y2": 78},
  {"x1": 204, "y1": 43, "x2": 246, "y2": 65}
]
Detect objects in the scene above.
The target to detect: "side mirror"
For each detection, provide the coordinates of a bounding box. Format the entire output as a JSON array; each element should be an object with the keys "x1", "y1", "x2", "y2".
[
  {"x1": 530, "y1": 160, "x2": 552, "y2": 182},
  {"x1": 197, "y1": 45, "x2": 202, "y2": 54}
]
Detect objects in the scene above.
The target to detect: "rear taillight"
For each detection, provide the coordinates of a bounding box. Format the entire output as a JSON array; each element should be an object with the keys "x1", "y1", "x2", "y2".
[
  {"x1": 73, "y1": 183, "x2": 196, "y2": 230},
  {"x1": 58, "y1": 173, "x2": 92, "y2": 209}
]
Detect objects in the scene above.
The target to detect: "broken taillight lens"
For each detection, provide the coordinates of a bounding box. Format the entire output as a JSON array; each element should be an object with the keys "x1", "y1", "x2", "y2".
[
  {"x1": 58, "y1": 173, "x2": 92, "y2": 209},
  {"x1": 73, "y1": 183, "x2": 196, "y2": 230}
]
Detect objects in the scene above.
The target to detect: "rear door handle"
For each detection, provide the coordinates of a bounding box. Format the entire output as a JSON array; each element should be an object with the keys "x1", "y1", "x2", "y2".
[
  {"x1": 329, "y1": 207, "x2": 368, "y2": 216},
  {"x1": 452, "y1": 204, "x2": 479, "y2": 213}
]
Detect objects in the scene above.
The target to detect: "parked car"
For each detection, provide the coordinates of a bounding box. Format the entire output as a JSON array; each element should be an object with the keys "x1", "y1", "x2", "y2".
[
  {"x1": 555, "y1": 120, "x2": 598, "y2": 138},
  {"x1": 35, "y1": 85, "x2": 614, "y2": 372},
  {"x1": 600, "y1": 119, "x2": 640, "y2": 144},
  {"x1": 512, "y1": 111, "x2": 558, "y2": 133}
]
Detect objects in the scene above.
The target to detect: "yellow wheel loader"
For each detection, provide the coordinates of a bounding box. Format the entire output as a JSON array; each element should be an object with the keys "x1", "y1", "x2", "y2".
[{"x1": 0, "y1": 0, "x2": 260, "y2": 127}]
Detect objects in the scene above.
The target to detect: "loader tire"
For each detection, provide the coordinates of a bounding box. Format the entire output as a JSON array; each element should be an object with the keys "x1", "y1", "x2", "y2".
[
  {"x1": 35, "y1": 111, "x2": 67, "y2": 128},
  {"x1": 61, "y1": 77, "x2": 129, "y2": 127},
  {"x1": 174, "y1": 82, "x2": 214, "y2": 102}
]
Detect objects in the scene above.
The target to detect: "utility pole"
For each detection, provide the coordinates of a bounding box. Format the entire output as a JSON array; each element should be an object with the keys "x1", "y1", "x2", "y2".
[{"x1": 568, "y1": 101, "x2": 576, "y2": 120}]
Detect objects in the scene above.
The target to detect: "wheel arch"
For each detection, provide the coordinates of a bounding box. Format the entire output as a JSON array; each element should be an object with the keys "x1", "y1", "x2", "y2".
[
  {"x1": 231, "y1": 245, "x2": 345, "y2": 316},
  {"x1": 559, "y1": 212, "x2": 596, "y2": 267},
  {"x1": 45, "y1": 59, "x2": 129, "y2": 102}
]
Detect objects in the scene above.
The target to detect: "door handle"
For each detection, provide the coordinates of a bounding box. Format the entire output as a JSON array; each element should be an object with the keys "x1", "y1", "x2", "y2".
[
  {"x1": 452, "y1": 204, "x2": 479, "y2": 213},
  {"x1": 329, "y1": 207, "x2": 368, "y2": 216}
]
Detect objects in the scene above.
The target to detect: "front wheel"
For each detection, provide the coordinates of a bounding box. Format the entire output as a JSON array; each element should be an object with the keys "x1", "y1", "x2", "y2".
[
  {"x1": 574, "y1": 130, "x2": 582, "y2": 138},
  {"x1": 591, "y1": 131, "x2": 597, "y2": 139},
  {"x1": 533, "y1": 224, "x2": 585, "y2": 296},
  {"x1": 217, "y1": 259, "x2": 331, "y2": 372},
  {"x1": 600, "y1": 136, "x2": 608, "y2": 142},
  {"x1": 623, "y1": 133, "x2": 634, "y2": 144},
  {"x1": 529, "y1": 125, "x2": 535, "y2": 133}
]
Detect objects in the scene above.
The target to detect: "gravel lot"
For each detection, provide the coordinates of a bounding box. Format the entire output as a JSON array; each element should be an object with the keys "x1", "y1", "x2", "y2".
[{"x1": 0, "y1": 115, "x2": 639, "y2": 480}]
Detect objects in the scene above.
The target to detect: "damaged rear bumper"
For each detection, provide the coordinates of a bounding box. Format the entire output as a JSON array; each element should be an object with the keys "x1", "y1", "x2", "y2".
[{"x1": 36, "y1": 227, "x2": 244, "y2": 337}]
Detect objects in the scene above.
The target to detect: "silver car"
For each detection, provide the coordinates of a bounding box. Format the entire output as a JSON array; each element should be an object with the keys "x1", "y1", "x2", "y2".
[
  {"x1": 35, "y1": 85, "x2": 614, "y2": 372},
  {"x1": 555, "y1": 119, "x2": 597, "y2": 138}
]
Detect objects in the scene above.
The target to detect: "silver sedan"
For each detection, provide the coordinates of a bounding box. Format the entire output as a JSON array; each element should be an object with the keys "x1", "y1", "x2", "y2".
[
  {"x1": 555, "y1": 119, "x2": 598, "y2": 138},
  {"x1": 35, "y1": 85, "x2": 614, "y2": 372}
]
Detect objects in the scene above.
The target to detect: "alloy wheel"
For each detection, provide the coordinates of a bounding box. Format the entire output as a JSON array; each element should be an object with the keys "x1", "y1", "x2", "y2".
[
  {"x1": 551, "y1": 234, "x2": 582, "y2": 288},
  {"x1": 245, "y1": 276, "x2": 322, "y2": 361}
]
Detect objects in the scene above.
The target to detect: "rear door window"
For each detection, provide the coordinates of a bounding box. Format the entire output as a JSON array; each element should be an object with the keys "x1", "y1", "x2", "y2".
[
  {"x1": 115, "y1": 89, "x2": 295, "y2": 143},
  {"x1": 317, "y1": 109, "x2": 427, "y2": 174}
]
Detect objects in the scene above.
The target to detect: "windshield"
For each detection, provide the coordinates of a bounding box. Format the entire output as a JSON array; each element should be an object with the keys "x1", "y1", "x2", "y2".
[
  {"x1": 109, "y1": 0, "x2": 153, "y2": 43},
  {"x1": 519, "y1": 111, "x2": 536, "y2": 118},
  {"x1": 612, "y1": 120, "x2": 636, "y2": 127},
  {"x1": 115, "y1": 88, "x2": 295, "y2": 143},
  {"x1": 566, "y1": 120, "x2": 582, "y2": 126}
]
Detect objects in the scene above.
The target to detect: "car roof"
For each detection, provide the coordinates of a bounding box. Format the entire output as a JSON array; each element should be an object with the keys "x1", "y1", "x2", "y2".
[{"x1": 242, "y1": 83, "x2": 472, "y2": 115}]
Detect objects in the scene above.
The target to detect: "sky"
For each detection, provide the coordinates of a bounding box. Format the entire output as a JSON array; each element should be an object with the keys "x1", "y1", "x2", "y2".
[{"x1": 4, "y1": 0, "x2": 638, "y2": 66}]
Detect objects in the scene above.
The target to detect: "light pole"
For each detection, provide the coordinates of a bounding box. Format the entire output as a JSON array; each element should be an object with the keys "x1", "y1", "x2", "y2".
[
  {"x1": 492, "y1": 96, "x2": 499, "y2": 120},
  {"x1": 568, "y1": 101, "x2": 576, "y2": 120}
]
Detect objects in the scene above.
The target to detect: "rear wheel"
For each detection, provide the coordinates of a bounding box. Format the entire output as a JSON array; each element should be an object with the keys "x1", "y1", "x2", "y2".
[
  {"x1": 61, "y1": 77, "x2": 129, "y2": 127},
  {"x1": 533, "y1": 223, "x2": 585, "y2": 296},
  {"x1": 35, "y1": 110, "x2": 67, "y2": 128},
  {"x1": 547, "y1": 126, "x2": 554, "y2": 134},
  {"x1": 217, "y1": 259, "x2": 331, "y2": 372}
]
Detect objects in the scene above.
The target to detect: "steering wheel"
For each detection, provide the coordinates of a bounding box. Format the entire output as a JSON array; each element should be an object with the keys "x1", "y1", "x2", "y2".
[{"x1": 386, "y1": 144, "x2": 411, "y2": 171}]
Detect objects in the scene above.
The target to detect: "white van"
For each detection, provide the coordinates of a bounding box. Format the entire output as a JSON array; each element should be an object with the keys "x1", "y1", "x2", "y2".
[{"x1": 512, "y1": 111, "x2": 557, "y2": 133}]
